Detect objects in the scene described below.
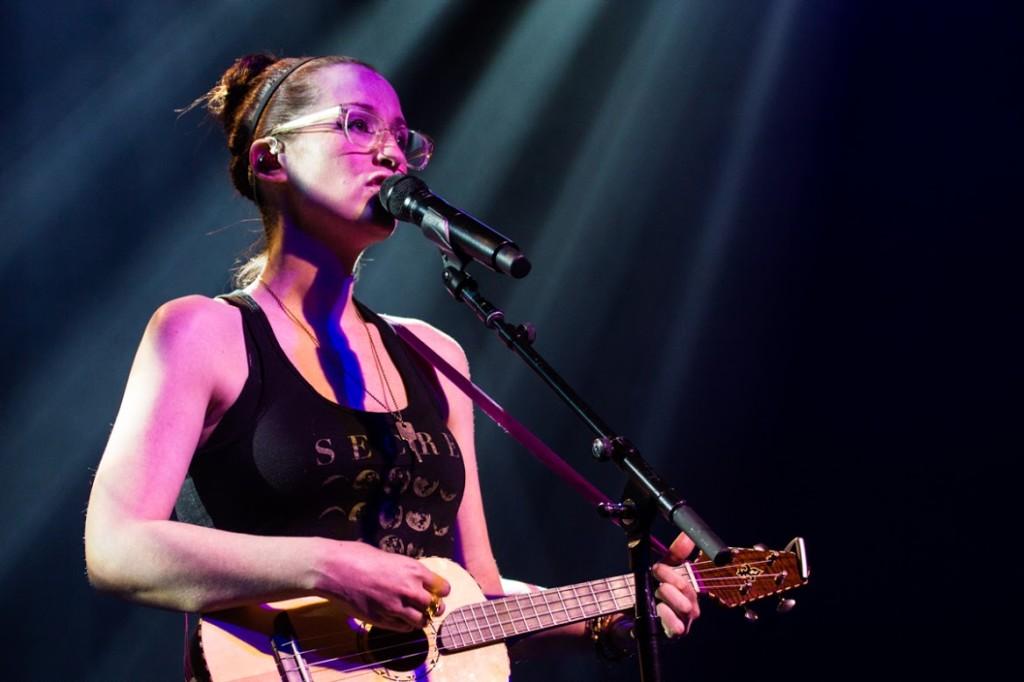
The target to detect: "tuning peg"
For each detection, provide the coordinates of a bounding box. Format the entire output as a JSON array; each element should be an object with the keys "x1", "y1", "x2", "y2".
[
  {"x1": 777, "y1": 597, "x2": 796, "y2": 614},
  {"x1": 743, "y1": 607, "x2": 759, "y2": 623}
]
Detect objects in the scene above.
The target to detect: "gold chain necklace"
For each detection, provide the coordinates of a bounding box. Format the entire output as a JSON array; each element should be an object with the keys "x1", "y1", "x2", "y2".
[
  {"x1": 360, "y1": 314, "x2": 417, "y2": 444},
  {"x1": 258, "y1": 278, "x2": 321, "y2": 349},
  {"x1": 258, "y1": 278, "x2": 416, "y2": 443}
]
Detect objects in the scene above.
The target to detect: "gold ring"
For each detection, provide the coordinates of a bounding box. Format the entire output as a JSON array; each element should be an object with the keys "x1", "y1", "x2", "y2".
[{"x1": 427, "y1": 595, "x2": 443, "y2": 618}]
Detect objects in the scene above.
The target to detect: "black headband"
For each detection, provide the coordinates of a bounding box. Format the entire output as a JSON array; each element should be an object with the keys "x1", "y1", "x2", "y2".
[{"x1": 247, "y1": 55, "x2": 320, "y2": 152}]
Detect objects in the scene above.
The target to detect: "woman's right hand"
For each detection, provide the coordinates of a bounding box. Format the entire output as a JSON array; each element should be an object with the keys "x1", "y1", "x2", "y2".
[{"x1": 311, "y1": 540, "x2": 450, "y2": 632}]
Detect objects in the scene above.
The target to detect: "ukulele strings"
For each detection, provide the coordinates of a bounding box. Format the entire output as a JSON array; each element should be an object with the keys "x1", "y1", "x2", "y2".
[{"x1": 281, "y1": 579, "x2": 638, "y2": 657}]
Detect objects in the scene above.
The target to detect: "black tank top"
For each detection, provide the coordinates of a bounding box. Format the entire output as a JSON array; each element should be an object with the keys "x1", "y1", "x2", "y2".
[{"x1": 174, "y1": 293, "x2": 465, "y2": 560}]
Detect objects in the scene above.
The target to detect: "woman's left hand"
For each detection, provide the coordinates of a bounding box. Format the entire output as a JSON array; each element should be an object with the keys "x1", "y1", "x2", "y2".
[{"x1": 651, "y1": 533, "x2": 701, "y2": 638}]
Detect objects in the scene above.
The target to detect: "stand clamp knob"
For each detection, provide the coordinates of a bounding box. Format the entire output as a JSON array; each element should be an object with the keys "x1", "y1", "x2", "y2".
[{"x1": 597, "y1": 500, "x2": 636, "y2": 523}]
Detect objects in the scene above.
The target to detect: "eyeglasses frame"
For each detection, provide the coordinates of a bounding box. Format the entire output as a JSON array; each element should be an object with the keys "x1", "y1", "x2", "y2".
[{"x1": 266, "y1": 103, "x2": 434, "y2": 170}]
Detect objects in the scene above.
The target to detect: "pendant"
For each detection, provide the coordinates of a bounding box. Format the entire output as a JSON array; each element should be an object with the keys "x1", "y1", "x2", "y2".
[{"x1": 395, "y1": 418, "x2": 417, "y2": 444}]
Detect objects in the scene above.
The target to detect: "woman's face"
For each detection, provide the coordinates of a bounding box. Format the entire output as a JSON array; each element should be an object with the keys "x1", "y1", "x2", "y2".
[{"x1": 276, "y1": 63, "x2": 409, "y2": 237}]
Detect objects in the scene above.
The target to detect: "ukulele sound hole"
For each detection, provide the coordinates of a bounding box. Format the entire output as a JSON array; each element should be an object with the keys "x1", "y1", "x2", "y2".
[{"x1": 365, "y1": 627, "x2": 430, "y2": 672}]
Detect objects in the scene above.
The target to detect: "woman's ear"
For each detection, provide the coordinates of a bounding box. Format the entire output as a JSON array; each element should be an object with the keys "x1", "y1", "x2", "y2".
[{"x1": 249, "y1": 137, "x2": 286, "y2": 181}]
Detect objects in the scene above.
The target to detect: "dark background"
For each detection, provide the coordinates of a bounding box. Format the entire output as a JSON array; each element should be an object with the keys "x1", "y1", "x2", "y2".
[{"x1": 1, "y1": 1, "x2": 1011, "y2": 679}]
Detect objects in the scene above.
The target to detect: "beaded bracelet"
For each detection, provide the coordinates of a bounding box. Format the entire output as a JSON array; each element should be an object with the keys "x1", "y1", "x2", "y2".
[{"x1": 585, "y1": 613, "x2": 636, "y2": 662}]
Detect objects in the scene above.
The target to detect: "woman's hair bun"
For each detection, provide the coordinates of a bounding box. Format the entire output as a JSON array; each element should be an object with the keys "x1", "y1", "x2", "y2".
[{"x1": 203, "y1": 52, "x2": 280, "y2": 137}]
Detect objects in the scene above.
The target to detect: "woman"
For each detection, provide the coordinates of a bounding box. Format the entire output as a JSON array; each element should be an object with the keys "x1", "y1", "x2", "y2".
[{"x1": 84, "y1": 54, "x2": 699, "y2": 674}]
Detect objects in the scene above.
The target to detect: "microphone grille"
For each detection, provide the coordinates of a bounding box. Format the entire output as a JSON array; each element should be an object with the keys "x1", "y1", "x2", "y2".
[{"x1": 379, "y1": 174, "x2": 427, "y2": 220}]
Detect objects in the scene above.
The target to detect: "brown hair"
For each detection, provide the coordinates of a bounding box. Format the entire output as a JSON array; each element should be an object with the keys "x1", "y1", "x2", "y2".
[{"x1": 192, "y1": 53, "x2": 377, "y2": 284}]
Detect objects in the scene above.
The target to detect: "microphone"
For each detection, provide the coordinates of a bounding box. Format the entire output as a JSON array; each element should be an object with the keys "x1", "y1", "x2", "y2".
[{"x1": 379, "y1": 174, "x2": 531, "y2": 278}]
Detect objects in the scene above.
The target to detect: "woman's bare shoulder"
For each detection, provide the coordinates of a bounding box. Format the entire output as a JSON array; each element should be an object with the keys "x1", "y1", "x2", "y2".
[{"x1": 145, "y1": 294, "x2": 243, "y2": 362}]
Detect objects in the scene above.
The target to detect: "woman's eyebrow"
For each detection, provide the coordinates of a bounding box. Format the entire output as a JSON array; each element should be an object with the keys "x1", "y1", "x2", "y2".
[{"x1": 343, "y1": 101, "x2": 408, "y2": 127}]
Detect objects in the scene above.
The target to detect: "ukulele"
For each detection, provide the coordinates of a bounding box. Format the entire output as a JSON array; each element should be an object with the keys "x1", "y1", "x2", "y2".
[{"x1": 192, "y1": 538, "x2": 809, "y2": 681}]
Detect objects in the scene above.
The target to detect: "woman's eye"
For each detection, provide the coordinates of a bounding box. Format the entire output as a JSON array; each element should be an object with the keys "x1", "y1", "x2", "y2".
[
  {"x1": 395, "y1": 129, "x2": 411, "y2": 148},
  {"x1": 347, "y1": 113, "x2": 377, "y2": 136}
]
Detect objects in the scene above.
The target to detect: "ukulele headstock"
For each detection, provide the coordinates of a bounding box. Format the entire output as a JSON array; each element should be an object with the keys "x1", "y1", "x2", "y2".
[{"x1": 693, "y1": 537, "x2": 809, "y2": 609}]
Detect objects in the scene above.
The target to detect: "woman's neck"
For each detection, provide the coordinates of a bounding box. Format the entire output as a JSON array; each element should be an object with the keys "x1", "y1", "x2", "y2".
[{"x1": 256, "y1": 226, "x2": 367, "y2": 333}]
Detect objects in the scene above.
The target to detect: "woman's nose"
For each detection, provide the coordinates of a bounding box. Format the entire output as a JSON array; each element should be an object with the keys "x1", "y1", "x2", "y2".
[
  {"x1": 372, "y1": 133, "x2": 405, "y2": 170},
  {"x1": 373, "y1": 147, "x2": 400, "y2": 170}
]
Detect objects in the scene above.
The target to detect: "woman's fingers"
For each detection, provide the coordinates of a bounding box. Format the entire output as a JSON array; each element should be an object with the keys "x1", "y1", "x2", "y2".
[
  {"x1": 652, "y1": 561, "x2": 700, "y2": 638},
  {"x1": 655, "y1": 601, "x2": 688, "y2": 638},
  {"x1": 423, "y1": 569, "x2": 451, "y2": 597},
  {"x1": 665, "y1": 532, "x2": 696, "y2": 565}
]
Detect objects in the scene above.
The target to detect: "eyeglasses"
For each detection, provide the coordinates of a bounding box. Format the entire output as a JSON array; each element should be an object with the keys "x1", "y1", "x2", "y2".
[{"x1": 267, "y1": 104, "x2": 434, "y2": 170}]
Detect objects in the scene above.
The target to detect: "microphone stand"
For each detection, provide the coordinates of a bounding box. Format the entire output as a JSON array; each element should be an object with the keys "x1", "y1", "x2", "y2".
[{"x1": 436, "y1": 254, "x2": 731, "y2": 682}]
